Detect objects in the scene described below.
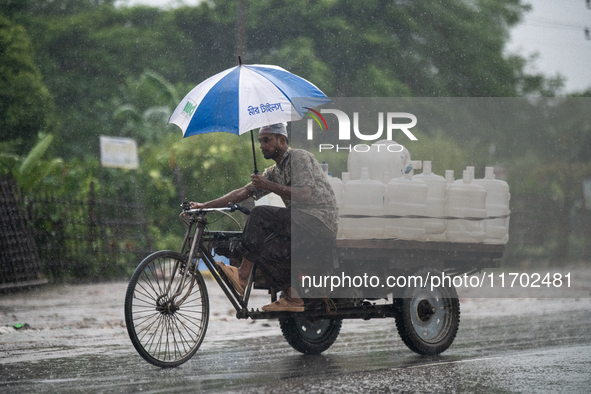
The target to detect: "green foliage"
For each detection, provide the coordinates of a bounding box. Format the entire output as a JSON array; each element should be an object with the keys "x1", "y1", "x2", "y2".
[
  {"x1": 138, "y1": 131, "x2": 259, "y2": 209},
  {"x1": 16, "y1": 133, "x2": 63, "y2": 192},
  {"x1": 0, "y1": 15, "x2": 54, "y2": 153},
  {"x1": 113, "y1": 70, "x2": 180, "y2": 143},
  {"x1": 244, "y1": 0, "x2": 545, "y2": 97},
  {"x1": 0, "y1": 0, "x2": 115, "y2": 18},
  {"x1": 11, "y1": 5, "x2": 190, "y2": 157},
  {"x1": 1, "y1": 133, "x2": 63, "y2": 192},
  {"x1": 4, "y1": 0, "x2": 556, "y2": 160},
  {"x1": 262, "y1": 37, "x2": 335, "y2": 95},
  {"x1": 2, "y1": 0, "x2": 588, "y2": 278}
]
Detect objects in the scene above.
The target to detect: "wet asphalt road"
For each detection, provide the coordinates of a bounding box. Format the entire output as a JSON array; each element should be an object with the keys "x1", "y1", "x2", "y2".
[{"x1": 1, "y1": 273, "x2": 591, "y2": 393}]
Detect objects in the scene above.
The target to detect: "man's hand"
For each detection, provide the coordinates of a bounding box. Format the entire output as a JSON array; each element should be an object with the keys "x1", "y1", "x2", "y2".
[
  {"x1": 250, "y1": 174, "x2": 311, "y2": 202},
  {"x1": 189, "y1": 201, "x2": 205, "y2": 209},
  {"x1": 188, "y1": 187, "x2": 252, "y2": 210},
  {"x1": 251, "y1": 174, "x2": 274, "y2": 191}
]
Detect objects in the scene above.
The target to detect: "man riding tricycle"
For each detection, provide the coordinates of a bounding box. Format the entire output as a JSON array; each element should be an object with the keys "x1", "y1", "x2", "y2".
[{"x1": 124, "y1": 123, "x2": 485, "y2": 368}]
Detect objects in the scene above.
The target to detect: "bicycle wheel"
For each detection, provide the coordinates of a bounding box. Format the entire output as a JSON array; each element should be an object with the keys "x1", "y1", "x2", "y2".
[
  {"x1": 124, "y1": 250, "x2": 209, "y2": 367},
  {"x1": 394, "y1": 267, "x2": 460, "y2": 355},
  {"x1": 280, "y1": 316, "x2": 342, "y2": 355}
]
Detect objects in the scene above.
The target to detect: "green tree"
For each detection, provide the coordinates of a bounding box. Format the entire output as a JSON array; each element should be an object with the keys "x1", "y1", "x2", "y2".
[
  {"x1": 0, "y1": 0, "x2": 115, "y2": 18},
  {"x1": 243, "y1": 0, "x2": 552, "y2": 97},
  {"x1": 0, "y1": 15, "x2": 53, "y2": 153},
  {"x1": 11, "y1": 5, "x2": 191, "y2": 158},
  {"x1": 113, "y1": 70, "x2": 180, "y2": 143}
]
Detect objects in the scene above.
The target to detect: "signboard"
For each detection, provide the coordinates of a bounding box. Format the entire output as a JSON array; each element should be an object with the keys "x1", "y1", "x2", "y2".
[
  {"x1": 583, "y1": 179, "x2": 591, "y2": 210},
  {"x1": 99, "y1": 136, "x2": 139, "y2": 170}
]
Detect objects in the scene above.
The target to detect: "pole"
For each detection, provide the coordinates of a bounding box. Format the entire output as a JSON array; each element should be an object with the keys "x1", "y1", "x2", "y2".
[
  {"x1": 88, "y1": 180, "x2": 96, "y2": 257},
  {"x1": 250, "y1": 130, "x2": 258, "y2": 174},
  {"x1": 235, "y1": 0, "x2": 247, "y2": 60}
]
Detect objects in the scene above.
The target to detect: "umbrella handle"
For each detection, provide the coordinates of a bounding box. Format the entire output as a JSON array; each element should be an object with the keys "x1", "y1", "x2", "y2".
[{"x1": 250, "y1": 130, "x2": 258, "y2": 174}]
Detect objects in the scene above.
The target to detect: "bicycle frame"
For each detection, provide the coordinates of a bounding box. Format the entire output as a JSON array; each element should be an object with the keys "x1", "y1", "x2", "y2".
[
  {"x1": 172, "y1": 208, "x2": 256, "y2": 317},
  {"x1": 170, "y1": 207, "x2": 401, "y2": 321}
]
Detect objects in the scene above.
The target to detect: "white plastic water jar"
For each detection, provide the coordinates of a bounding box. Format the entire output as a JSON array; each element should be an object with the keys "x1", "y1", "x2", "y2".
[
  {"x1": 340, "y1": 167, "x2": 385, "y2": 239},
  {"x1": 326, "y1": 173, "x2": 344, "y2": 209},
  {"x1": 413, "y1": 161, "x2": 447, "y2": 238},
  {"x1": 327, "y1": 172, "x2": 345, "y2": 239},
  {"x1": 445, "y1": 170, "x2": 487, "y2": 243},
  {"x1": 445, "y1": 170, "x2": 454, "y2": 183},
  {"x1": 385, "y1": 172, "x2": 428, "y2": 240},
  {"x1": 347, "y1": 140, "x2": 412, "y2": 181},
  {"x1": 342, "y1": 172, "x2": 350, "y2": 184},
  {"x1": 428, "y1": 169, "x2": 455, "y2": 241},
  {"x1": 347, "y1": 146, "x2": 373, "y2": 180},
  {"x1": 474, "y1": 166, "x2": 510, "y2": 244},
  {"x1": 452, "y1": 166, "x2": 475, "y2": 187}
]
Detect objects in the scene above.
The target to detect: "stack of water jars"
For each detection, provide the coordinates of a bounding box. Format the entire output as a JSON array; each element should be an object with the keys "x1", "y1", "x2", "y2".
[{"x1": 329, "y1": 144, "x2": 510, "y2": 244}]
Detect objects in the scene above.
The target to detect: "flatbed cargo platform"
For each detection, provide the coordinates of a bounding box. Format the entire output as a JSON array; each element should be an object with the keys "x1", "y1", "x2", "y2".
[{"x1": 335, "y1": 238, "x2": 504, "y2": 274}]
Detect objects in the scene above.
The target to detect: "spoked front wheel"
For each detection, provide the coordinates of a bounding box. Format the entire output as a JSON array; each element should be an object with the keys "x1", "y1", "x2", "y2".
[{"x1": 124, "y1": 251, "x2": 209, "y2": 367}]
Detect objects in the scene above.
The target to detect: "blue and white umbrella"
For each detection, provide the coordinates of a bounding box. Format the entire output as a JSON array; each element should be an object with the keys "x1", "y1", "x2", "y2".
[{"x1": 168, "y1": 63, "x2": 331, "y2": 139}]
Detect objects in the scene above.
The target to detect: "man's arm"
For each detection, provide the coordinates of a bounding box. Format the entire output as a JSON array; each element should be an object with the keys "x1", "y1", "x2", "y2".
[
  {"x1": 189, "y1": 187, "x2": 252, "y2": 209},
  {"x1": 250, "y1": 174, "x2": 312, "y2": 202}
]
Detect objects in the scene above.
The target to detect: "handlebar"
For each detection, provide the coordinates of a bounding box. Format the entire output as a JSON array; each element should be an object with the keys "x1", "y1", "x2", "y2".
[
  {"x1": 181, "y1": 202, "x2": 250, "y2": 216},
  {"x1": 228, "y1": 203, "x2": 251, "y2": 215}
]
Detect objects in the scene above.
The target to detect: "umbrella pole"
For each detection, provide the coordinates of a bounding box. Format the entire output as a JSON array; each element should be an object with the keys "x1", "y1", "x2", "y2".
[{"x1": 250, "y1": 130, "x2": 258, "y2": 174}]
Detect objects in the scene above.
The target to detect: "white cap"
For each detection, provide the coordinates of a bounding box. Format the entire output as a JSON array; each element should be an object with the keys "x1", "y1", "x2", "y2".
[{"x1": 259, "y1": 122, "x2": 288, "y2": 137}]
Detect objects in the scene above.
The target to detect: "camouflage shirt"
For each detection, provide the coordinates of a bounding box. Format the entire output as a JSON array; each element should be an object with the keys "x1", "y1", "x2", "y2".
[{"x1": 245, "y1": 148, "x2": 339, "y2": 235}]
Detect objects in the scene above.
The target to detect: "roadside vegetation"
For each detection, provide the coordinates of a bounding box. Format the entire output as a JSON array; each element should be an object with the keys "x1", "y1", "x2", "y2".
[{"x1": 1, "y1": 0, "x2": 590, "y2": 280}]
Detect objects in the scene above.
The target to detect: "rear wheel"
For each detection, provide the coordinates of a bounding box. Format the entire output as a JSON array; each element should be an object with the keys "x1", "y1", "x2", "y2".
[
  {"x1": 124, "y1": 251, "x2": 209, "y2": 367},
  {"x1": 394, "y1": 267, "x2": 460, "y2": 355},
  {"x1": 279, "y1": 316, "x2": 342, "y2": 355}
]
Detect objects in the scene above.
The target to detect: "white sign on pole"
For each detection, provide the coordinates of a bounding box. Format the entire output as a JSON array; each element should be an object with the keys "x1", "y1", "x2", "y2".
[
  {"x1": 583, "y1": 179, "x2": 591, "y2": 210},
  {"x1": 99, "y1": 136, "x2": 139, "y2": 170}
]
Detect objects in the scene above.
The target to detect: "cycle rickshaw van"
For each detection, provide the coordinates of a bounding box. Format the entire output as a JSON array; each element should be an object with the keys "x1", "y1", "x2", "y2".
[{"x1": 124, "y1": 203, "x2": 503, "y2": 368}]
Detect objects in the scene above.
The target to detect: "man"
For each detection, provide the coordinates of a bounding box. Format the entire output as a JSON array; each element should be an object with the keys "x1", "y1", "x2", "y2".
[{"x1": 190, "y1": 123, "x2": 338, "y2": 312}]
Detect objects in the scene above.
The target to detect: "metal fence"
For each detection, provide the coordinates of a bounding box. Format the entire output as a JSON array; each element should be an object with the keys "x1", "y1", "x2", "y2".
[
  {"x1": 26, "y1": 181, "x2": 153, "y2": 281},
  {"x1": 1, "y1": 174, "x2": 154, "y2": 287},
  {"x1": 0, "y1": 175, "x2": 47, "y2": 290}
]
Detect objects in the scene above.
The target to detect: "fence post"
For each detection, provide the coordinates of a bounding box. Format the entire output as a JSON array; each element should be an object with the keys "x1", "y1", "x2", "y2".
[{"x1": 88, "y1": 181, "x2": 96, "y2": 256}]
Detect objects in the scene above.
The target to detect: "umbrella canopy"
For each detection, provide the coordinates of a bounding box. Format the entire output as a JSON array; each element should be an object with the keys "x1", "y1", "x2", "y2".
[{"x1": 168, "y1": 64, "x2": 331, "y2": 138}]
